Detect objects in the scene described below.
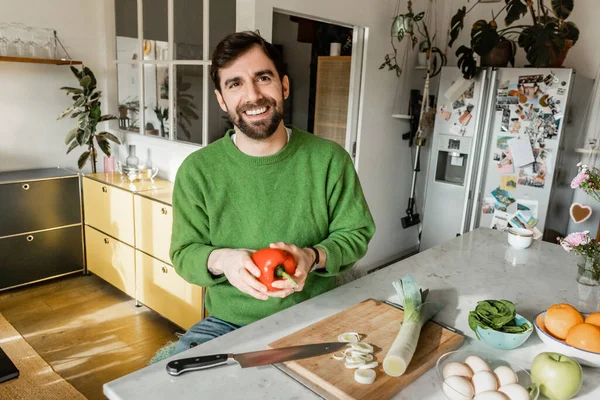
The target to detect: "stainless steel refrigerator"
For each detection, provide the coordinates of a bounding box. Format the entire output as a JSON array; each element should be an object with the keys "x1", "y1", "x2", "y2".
[{"x1": 421, "y1": 66, "x2": 592, "y2": 250}]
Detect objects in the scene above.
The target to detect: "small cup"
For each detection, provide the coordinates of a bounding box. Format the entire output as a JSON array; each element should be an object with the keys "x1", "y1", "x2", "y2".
[{"x1": 507, "y1": 228, "x2": 533, "y2": 249}]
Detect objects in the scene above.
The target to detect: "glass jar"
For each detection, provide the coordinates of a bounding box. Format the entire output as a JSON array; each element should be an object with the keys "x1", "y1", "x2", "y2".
[{"x1": 576, "y1": 255, "x2": 600, "y2": 286}]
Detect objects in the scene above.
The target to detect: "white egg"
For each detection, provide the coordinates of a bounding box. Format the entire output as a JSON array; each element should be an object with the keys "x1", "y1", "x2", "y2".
[
  {"x1": 443, "y1": 362, "x2": 474, "y2": 380},
  {"x1": 494, "y1": 366, "x2": 518, "y2": 387},
  {"x1": 465, "y1": 356, "x2": 491, "y2": 373},
  {"x1": 472, "y1": 371, "x2": 498, "y2": 394},
  {"x1": 443, "y1": 376, "x2": 475, "y2": 400},
  {"x1": 498, "y1": 384, "x2": 530, "y2": 400},
  {"x1": 474, "y1": 391, "x2": 510, "y2": 400}
]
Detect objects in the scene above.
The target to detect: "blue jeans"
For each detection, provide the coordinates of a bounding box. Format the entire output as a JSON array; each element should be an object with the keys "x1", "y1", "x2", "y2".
[{"x1": 172, "y1": 316, "x2": 243, "y2": 356}]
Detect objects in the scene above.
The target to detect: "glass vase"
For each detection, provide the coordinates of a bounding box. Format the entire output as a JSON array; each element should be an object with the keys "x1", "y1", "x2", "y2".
[{"x1": 576, "y1": 255, "x2": 600, "y2": 286}]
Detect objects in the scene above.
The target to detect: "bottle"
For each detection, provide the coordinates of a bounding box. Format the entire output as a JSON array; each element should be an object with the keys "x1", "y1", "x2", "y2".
[{"x1": 126, "y1": 145, "x2": 139, "y2": 167}]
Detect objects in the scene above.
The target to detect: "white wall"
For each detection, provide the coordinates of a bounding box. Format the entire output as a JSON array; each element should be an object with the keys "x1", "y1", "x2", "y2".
[
  {"x1": 272, "y1": 12, "x2": 311, "y2": 131},
  {"x1": 239, "y1": 0, "x2": 428, "y2": 270},
  {"x1": 0, "y1": 0, "x2": 114, "y2": 174}
]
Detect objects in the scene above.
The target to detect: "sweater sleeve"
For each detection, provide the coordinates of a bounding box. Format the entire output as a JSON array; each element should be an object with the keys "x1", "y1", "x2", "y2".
[
  {"x1": 169, "y1": 160, "x2": 228, "y2": 287},
  {"x1": 315, "y1": 155, "x2": 376, "y2": 277}
]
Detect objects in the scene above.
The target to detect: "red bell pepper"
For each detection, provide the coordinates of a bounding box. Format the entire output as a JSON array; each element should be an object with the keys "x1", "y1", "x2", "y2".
[{"x1": 251, "y1": 248, "x2": 298, "y2": 291}]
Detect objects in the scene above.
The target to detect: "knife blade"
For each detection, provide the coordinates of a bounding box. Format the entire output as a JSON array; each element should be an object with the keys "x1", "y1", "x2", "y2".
[{"x1": 166, "y1": 341, "x2": 347, "y2": 376}]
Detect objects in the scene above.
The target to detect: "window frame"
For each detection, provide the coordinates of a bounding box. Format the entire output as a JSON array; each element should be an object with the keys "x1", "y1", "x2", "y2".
[{"x1": 114, "y1": 0, "x2": 212, "y2": 146}]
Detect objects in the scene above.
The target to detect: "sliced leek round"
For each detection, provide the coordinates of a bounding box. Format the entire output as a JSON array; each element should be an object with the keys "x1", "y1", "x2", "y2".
[{"x1": 354, "y1": 368, "x2": 376, "y2": 384}]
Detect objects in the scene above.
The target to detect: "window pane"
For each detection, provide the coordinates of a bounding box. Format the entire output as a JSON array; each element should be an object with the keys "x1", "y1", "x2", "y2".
[
  {"x1": 143, "y1": 0, "x2": 168, "y2": 59},
  {"x1": 174, "y1": 0, "x2": 203, "y2": 60},
  {"x1": 117, "y1": 64, "x2": 141, "y2": 132},
  {"x1": 208, "y1": 87, "x2": 231, "y2": 144},
  {"x1": 115, "y1": 0, "x2": 138, "y2": 61},
  {"x1": 174, "y1": 65, "x2": 203, "y2": 144},
  {"x1": 209, "y1": 0, "x2": 236, "y2": 56},
  {"x1": 144, "y1": 63, "x2": 170, "y2": 139}
]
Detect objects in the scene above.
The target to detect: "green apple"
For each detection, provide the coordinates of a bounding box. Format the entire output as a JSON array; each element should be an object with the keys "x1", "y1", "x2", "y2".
[{"x1": 530, "y1": 352, "x2": 582, "y2": 400}]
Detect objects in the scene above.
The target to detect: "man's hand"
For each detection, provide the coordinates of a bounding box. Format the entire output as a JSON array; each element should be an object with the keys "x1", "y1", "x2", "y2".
[
  {"x1": 269, "y1": 242, "x2": 314, "y2": 294},
  {"x1": 208, "y1": 248, "x2": 294, "y2": 300}
]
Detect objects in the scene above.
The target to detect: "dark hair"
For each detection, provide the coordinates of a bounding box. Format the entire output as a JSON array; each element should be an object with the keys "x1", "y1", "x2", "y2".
[{"x1": 210, "y1": 31, "x2": 286, "y2": 92}]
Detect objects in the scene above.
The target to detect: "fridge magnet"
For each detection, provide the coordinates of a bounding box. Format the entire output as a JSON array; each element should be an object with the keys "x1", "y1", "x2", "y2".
[
  {"x1": 452, "y1": 95, "x2": 466, "y2": 109},
  {"x1": 490, "y1": 210, "x2": 510, "y2": 231},
  {"x1": 510, "y1": 118, "x2": 522, "y2": 134},
  {"x1": 494, "y1": 203, "x2": 508, "y2": 212},
  {"x1": 509, "y1": 212, "x2": 538, "y2": 231},
  {"x1": 516, "y1": 104, "x2": 536, "y2": 121},
  {"x1": 544, "y1": 73, "x2": 557, "y2": 87},
  {"x1": 497, "y1": 96, "x2": 519, "y2": 107},
  {"x1": 482, "y1": 197, "x2": 496, "y2": 214},
  {"x1": 463, "y1": 82, "x2": 474, "y2": 99},
  {"x1": 439, "y1": 105, "x2": 451, "y2": 121},
  {"x1": 501, "y1": 109, "x2": 511, "y2": 132},
  {"x1": 492, "y1": 187, "x2": 516, "y2": 207},
  {"x1": 497, "y1": 136, "x2": 513, "y2": 150},
  {"x1": 517, "y1": 199, "x2": 539, "y2": 218},
  {"x1": 507, "y1": 137, "x2": 535, "y2": 167},
  {"x1": 570, "y1": 203, "x2": 592, "y2": 223},
  {"x1": 497, "y1": 151, "x2": 514, "y2": 174},
  {"x1": 518, "y1": 75, "x2": 544, "y2": 101},
  {"x1": 517, "y1": 164, "x2": 546, "y2": 188},
  {"x1": 500, "y1": 175, "x2": 517, "y2": 191},
  {"x1": 459, "y1": 104, "x2": 474, "y2": 126},
  {"x1": 557, "y1": 87, "x2": 566, "y2": 96},
  {"x1": 539, "y1": 114, "x2": 560, "y2": 139}
]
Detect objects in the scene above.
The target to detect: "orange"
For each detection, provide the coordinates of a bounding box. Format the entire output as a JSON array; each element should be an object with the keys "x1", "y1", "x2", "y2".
[
  {"x1": 566, "y1": 323, "x2": 600, "y2": 353},
  {"x1": 545, "y1": 303, "x2": 584, "y2": 340},
  {"x1": 585, "y1": 312, "x2": 600, "y2": 328}
]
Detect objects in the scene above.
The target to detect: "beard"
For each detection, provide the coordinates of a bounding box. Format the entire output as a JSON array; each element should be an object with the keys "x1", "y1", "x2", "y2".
[{"x1": 228, "y1": 96, "x2": 285, "y2": 141}]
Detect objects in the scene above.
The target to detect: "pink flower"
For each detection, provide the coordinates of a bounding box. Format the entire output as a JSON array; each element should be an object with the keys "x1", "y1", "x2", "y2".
[
  {"x1": 571, "y1": 172, "x2": 588, "y2": 189},
  {"x1": 563, "y1": 231, "x2": 591, "y2": 247},
  {"x1": 560, "y1": 241, "x2": 573, "y2": 252}
]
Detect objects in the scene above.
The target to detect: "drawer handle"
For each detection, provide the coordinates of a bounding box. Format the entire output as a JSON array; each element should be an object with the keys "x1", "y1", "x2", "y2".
[
  {"x1": 102, "y1": 186, "x2": 108, "y2": 193},
  {"x1": 22, "y1": 184, "x2": 30, "y2": 191},
  {"x1": 161, "y1": 266, "x2": 168, "y2": 274},
  {"x1": 161, "y1": 207, "x2": 168, "y2": 215},
  {"x1": 26, "y1": 235, "x2": 34, "y2": 242},
  {"x1": 104, "y1": 238, "x2": 110, "y2": 244}
]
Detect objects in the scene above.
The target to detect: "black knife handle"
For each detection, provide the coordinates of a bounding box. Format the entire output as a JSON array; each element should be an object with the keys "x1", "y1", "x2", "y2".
[{"x1": 166, "y1": 354, "x2": 230, "y2": 376}]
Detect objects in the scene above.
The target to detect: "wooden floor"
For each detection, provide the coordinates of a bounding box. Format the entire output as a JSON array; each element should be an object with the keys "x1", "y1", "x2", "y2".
[{"x1": 0, "y1": 274, "x2": 183, "y2": 400}]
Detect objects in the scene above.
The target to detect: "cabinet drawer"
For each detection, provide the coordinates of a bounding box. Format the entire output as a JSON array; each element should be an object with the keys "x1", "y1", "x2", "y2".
[
  {"x1": 83, "y1": 177, "x2": 134, "y2": 246},
  {"x1": 0, "y1": 177, "x2": 81, "y2": 237},
  {"x1": 0, "y1": 226, "x2": 83, "y2": 290},
  {"x1": 85, "y1": 226, "x2": 135, "y2": 297},
  {"x1": 134, "y1": 195, "x2": 172, "y2": 263},
  {"x1": 136, "y1": 250, "x2": 203, "y2": 330}
]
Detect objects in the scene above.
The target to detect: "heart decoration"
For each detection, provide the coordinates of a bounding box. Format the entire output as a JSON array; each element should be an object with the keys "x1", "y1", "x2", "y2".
[{"x1": 570, "y1": 203, "x2": 592, "y2": 224}]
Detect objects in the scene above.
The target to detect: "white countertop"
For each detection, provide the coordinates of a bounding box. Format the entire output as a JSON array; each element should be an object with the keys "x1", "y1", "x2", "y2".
[{"x1": 104, "y1": 228, "x2": 600, "y2": 399}]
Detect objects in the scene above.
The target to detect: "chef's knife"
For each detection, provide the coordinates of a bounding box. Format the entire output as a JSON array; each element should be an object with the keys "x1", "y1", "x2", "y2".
[{"x1": 166, "y1": 341, "x2": 347, "y2": 376}]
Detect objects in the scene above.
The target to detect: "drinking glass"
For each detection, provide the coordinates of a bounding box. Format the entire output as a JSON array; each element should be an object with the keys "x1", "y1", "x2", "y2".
[
  {"x1": 11, "y1": 23, "x2": 28, "y2": 57},
  {"x1": 0, "y1": 23, "x2": 9, "y2": 56},
  {"x1": 43, "y1": 28, "x2": 56, "y2": 59}
]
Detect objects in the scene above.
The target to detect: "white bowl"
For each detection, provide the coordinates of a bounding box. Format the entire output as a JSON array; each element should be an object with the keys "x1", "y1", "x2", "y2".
[
  {"x1": 507, "y1": 228, "x2": 533, "y2": 249},
  {"x1": 436, "y1": 350, "x2": 539, "y2": 400},
  {"x1": 533, "y1": 310, "x2": 600, "y2": 367}
]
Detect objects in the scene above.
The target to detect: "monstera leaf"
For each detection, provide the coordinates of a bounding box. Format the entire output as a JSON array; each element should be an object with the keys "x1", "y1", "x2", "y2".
[
  {"x1": 448, "y1": 6, "x2": 466, "y2": 47},
  {"x1": 518, "y1": 22, "x2": 565, "y2": 67},
  {"x1": 456, "y1": 46, "x2": 477, "y2": 80},
  {"x1": 505, "y1": 0, "x2": 528, "y2": 26},
  {"x1": 471, "y1": 20, "x2": 500, "y2": 56},
  {"x1": 563, "y1": 21, "x2": 580, "y2": 43},
  {"x1": 551, "y1": 0, "x2": 574, "y2": 19}
]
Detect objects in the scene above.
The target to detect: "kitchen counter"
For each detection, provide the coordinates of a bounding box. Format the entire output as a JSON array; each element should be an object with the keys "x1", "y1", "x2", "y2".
[{"x1": 104, "y1": 228, "x2": 600, "y2": 399}]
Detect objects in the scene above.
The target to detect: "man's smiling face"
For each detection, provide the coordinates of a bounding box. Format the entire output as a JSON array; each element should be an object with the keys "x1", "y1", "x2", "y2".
[{"x1": 215, "y1": 45, "x2": 290, "y2": 140}]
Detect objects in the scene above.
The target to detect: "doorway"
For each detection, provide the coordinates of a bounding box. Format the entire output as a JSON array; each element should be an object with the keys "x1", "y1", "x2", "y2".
[{"x1": 271, "y1": 11, "x2": 364, "y2": 161}]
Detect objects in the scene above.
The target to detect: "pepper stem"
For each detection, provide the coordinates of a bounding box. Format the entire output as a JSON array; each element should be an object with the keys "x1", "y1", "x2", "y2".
[{"x1": 275, "y1": 265, "x2": 298, "y2": 288}]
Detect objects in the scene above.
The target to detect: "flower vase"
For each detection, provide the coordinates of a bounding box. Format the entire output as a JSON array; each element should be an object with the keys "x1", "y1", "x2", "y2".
[{"x1": 576, "y1": 255, "x2": 600, "y2": 286}]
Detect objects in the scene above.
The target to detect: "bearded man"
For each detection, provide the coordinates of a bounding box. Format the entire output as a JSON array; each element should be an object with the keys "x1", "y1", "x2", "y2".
[{"x1": 166, "y1": 31, "x2": 375, "y2": 356}]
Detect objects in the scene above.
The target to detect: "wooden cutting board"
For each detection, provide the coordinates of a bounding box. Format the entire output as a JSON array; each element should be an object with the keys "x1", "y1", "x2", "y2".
[{"x1": 268, "y1": 299, "x2": 464, "y2": 400}]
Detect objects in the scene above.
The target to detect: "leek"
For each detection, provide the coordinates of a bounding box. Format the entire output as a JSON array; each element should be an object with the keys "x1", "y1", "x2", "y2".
[{"x1": 383, "y1": 275, "x2": 444, "y2": 377}]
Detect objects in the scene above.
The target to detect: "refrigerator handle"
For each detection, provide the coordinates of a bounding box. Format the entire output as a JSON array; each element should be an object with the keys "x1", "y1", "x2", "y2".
[
  {"x1": 458, "y1": 68, "x2": 490, "y2": 235},
  {"x1": 467, "y1": 68, "x2": 499, "y2": 232}
]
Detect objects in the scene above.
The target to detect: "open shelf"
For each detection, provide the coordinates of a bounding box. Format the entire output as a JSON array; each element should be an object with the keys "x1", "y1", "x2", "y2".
[
  {"x1": 0, "y1": 56, "x2": 82, "y2": 65},
  {"x1": 574, "y1": 148, "x2": 600, "y2": 155},
  {"x1": 392, "y1": 114, "x2": 412, "y2": 120}
]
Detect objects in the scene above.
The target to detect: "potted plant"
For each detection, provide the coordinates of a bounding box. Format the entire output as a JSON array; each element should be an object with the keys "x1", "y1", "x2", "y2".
[
  {"x1": 58, "y1": 66, "x2": 121, "y2": 173},
  {"x1": 380, "y1": 1, "x2": 447, "y2": 77},
  {"x1": 449, "y1": 0, "x2": 579, "y2": 79}
]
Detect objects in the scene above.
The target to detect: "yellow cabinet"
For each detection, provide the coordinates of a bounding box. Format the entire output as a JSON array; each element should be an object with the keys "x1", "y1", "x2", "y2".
[
  {"x1": 134, "y1": 195, "x2": 172, "y2": 264},
  {"x1": 82, "y1": 177, "x2": 134, "y2": 246},
  {"x1": 85, "y1": 225, "x2": 135, "y2": 297},
  {"x1": 135, "y1": 250, "x2": 203, "y2": 330}
]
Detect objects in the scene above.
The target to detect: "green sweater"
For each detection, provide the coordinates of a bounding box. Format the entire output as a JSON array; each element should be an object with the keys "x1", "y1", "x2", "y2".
[{"x1": 170, "y1": 127, "x2": 376, "y2": 326}]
